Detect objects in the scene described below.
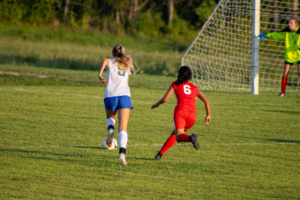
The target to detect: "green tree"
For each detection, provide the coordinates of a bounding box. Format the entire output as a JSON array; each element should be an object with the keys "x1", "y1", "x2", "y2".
[{"x1": 194, "y1": 0, "x2": 216, "y2": 26}]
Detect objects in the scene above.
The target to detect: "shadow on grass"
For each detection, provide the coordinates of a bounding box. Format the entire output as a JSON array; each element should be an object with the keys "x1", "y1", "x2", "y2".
[
  {"x1": 0, "y1": 147, "x2": 80, "y2": 163},
  {"x1": 130, "y1": 156, "x2": 154, "y2": 161},
  {"x1": 0, "y1": 148, "x2": 44, "y2": 154},
  {"x1": 0, "y1": 146, "x2": 113, "y2": 163},
  {"x1": 64, "y1": 145, "x2": 100, "y2": 150},
  {"x1": 0, "y1": 54, "x2": 98, "y2": 71},
  {"x1": 264, "y1": 110, "x2": 300, "y2": 115},
  {"x1": 265, "y1": 138, "x2": 300, "y2": 144}
]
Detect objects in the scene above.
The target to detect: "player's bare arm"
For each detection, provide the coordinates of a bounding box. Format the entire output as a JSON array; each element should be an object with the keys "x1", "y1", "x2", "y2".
[
  {"x1": 197, "y1": 90, "x2": 211, "y2": 124},
  {"x1": 98, "y1": 58, "x2": 109, "y2": 84},
  {"x1": 151, "y1": 85, "x2": 174, "y2": 109}
]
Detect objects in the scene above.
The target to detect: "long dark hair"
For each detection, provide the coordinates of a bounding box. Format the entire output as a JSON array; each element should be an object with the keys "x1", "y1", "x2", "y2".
[{"x1": 174, "y1": 66, "x2": 192, "y2": 85}]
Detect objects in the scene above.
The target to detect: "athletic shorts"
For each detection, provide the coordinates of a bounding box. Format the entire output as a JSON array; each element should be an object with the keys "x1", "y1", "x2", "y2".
[
  {"x1": 173, "y1": 109, "x2": 196, "y2": 131},
  {"x1": 104, "y1": 96, "x2": 133, "y2": 111},
  {"x1": 285, "y1": 61, "x2": 300, "y2": 65}
]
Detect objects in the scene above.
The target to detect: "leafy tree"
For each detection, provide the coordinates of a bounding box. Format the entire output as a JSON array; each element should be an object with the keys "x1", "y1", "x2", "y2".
[
  {"x1": 0, "y1": 0, "x2": 219, "y2": 47},
  {"x1": 194, "y1": 0, "x2": 216, "y2": 26}
]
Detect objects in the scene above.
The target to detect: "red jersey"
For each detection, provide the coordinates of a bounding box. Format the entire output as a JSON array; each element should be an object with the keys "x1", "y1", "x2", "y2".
[{"x1": 172, "y1": 81, "x2": 199, "y2": 113}]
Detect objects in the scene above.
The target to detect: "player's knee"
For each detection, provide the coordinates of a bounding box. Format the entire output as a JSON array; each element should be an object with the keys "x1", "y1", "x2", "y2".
[{"x1": 174, "y1": 129, "x2": 184, "y2": 141}]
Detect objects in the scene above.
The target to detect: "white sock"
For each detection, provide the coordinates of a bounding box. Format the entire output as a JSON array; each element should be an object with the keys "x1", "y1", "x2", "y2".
[
  {"x1": 119, "y1": 131, "x2": 128, "y2": 149},
  {"x1": 106, "y1": 118, "x2": 115, "y2": 128},
  {"x1": 106, "y1": 118, "x2": 115, "y2": 143}
]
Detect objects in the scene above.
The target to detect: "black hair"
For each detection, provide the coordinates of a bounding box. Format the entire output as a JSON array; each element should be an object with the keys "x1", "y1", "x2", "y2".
[{"x1": 174, "y1": 66, "x2": 192, "y2": 85}]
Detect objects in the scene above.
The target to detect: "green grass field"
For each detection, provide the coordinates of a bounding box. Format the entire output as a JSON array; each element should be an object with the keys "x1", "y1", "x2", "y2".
[{"x1": 0, "y1": 28, "x2": 300, "y2": 199}]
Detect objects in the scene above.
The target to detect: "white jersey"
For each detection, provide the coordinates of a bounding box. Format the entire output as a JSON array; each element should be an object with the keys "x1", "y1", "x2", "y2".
[{"x1": 104, "y1": 58, "x2": 131, "y2": 98}]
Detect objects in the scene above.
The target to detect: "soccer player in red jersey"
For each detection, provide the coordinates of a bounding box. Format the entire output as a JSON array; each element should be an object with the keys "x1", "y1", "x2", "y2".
[{"x1": 151, "y1": 66, "x2": 210, "y2": 159}]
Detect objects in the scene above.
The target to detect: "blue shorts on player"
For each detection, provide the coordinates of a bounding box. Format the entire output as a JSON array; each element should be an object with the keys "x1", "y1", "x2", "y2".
[{"x1": 104, "y1": 96, "x2": 133, "y2": 111}]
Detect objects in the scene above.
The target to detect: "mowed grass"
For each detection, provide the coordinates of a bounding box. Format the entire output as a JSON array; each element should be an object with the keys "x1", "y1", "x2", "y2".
[
  {"x1": 0, "y1": 64, "x2": 300, "y2": 199},
  {"x1": 0, "y1": 26, "x2": 182, "y2": 75}
]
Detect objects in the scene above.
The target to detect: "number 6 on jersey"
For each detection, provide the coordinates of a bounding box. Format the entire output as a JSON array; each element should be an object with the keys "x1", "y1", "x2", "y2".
[{"x1": 183, "y1": 85, "x2": 191, "y2": 95}]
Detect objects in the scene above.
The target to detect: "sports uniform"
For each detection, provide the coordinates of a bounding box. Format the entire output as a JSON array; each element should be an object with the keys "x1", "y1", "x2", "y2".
[
  {"x1": 264, "y1": 26, "x2": 300, "y2": 95},
  {"x1": 104, "y1": 58, "x2": 133, "y2": 111},
  {"x1": 152, "y1": 66, "x2": 210, "y2": 160},
  {"x1": 266, "y1": 27, "x2": 300, "y2": 64},
  {"x1": 172, "y1": 81, "x2": 199, "y2": 131},
  {"x1": 100, "y1": 57, "x2": 133, "y2": 165},
  {"x1": 154, "y1": 81, "x2": 201, "y2": 157}
]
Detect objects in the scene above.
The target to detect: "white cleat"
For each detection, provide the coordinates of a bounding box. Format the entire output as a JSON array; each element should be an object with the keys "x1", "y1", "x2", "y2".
[
  {"x1": 279, "y1": 93, "x2": 285, "y2": 97},
  {"x1": 119, "y1": 153, "x2": 128, "y2": 165}
]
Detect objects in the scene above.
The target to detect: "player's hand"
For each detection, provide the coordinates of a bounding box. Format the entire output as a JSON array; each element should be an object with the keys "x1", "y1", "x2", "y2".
[
  {"x1": 205, "y1": 115, "x2": 210, "y2": 125},
  {"x1": 258, "y1": 33, "x2": 267, "y2": 41},
  {"x1": 99, "y1": 77, "x2": 108, "y2": 84},
  {"x1": 151, "y1": 103, "x2": 159, "y2": 109}
]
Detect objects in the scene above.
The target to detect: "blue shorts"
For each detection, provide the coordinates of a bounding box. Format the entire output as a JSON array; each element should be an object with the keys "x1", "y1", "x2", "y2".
[{"x1": 104, "y1": 96, "x2": 133, "y2": 111}]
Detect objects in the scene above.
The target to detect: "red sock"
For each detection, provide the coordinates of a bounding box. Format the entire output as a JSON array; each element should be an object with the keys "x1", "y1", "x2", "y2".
[
  {"x1": 177, "y1": 134, "x2": 190, "y2": 142},
  {"x1": 281, "y1": 76, "x2": 287, "y2": 94},
  {"x1": 160, "y1": 134, "x2": 176, "y2": 155}
]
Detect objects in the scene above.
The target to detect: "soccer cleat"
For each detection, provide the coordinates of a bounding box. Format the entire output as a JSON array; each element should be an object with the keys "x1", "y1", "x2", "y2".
[
  {"x1": 190, "y1": 133, "x2": 200, "y2": 150},
  {"x1": 154, "y1": 152, "x2": 162, "y2": 160},
  {"x1": 279, "y1": 93, "x2": 285, "y2": 97},
  {"x1": 119, "y1": 153, "x2": 128, "y2": 165},
  {"x1": 119, "y1": 158, "x2": 128, "y2": 165}
]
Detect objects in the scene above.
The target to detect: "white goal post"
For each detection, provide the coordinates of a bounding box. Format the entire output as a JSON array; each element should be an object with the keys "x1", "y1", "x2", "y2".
[{"x1": 182, "y1": 0, "x2": 300, "y2": 94}]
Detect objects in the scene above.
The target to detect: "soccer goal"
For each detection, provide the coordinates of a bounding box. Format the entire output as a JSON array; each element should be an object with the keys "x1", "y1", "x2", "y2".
[{"x1": 182, "y1": 0, "x2": 300, "y2": 94}]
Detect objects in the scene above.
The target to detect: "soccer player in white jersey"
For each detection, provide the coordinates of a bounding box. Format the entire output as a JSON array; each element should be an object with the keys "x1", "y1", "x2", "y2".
[{"x1": 98, "y1": 44, "x2": 134, "y2": 165}]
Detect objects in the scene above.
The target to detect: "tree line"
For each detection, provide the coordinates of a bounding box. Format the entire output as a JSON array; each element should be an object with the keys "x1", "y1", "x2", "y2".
[{"x1": 0, "y1": 0, "x2": 219, "y2": 44}]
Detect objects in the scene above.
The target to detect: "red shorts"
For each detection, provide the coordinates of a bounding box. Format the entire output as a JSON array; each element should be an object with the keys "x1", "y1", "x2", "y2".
[{"x1": 173, "y1": 109, "x2": 196, "y2": 131}]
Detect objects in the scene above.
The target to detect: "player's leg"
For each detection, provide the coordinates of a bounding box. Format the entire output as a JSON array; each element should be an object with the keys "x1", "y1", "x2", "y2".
[
  {"x1": 176, "y1": 129, "x2": 190, "y2": 142},
  {"x1": 176, "y1": 131, "x2": 199, "y2": 150},
  {"x1": 156, "y1": 125, "x2": 199, "y2": 160},
  {"x1": 104, "y1": 97, "x2": 118, "y2": 145},
  {"x1": 155, "y1": 129, "x2": 177, "y2": 160},
  {"x1": 117, "y1": 96, "x2": 133, "y2": 165},
  {"x1": 118, "y1": 108, "x2": 131, "y2": 165},
  {"x1": 176, "y1": 112, "x2": 199, "y2": 149},
  {"x1": 155, "y1": 111, "x2": 188, "y2": 160},
  {"x1": 280, "y1": 63, "x2": 291, "y2": 96}
]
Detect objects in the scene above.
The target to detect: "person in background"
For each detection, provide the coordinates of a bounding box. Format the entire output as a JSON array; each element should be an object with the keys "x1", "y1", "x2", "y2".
[{"x1": 259, "y1": 17, "x2": 300, "y2": 96}]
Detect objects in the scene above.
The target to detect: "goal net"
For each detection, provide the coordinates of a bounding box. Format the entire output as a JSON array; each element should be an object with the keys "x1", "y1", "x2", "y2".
[{"x1": 182, "y1": 0, "x2": 300, "y2": 92}]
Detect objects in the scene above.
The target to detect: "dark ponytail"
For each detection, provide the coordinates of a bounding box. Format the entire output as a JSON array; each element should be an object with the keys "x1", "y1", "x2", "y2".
[{"x1": 174, "y1": 66, "x2": 192, "y2": 86}]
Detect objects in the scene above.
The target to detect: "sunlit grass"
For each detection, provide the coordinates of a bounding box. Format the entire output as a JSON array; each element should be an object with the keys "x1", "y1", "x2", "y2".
[{"x1": 0, "y1": 65, "x2": 299, "y2": 199}]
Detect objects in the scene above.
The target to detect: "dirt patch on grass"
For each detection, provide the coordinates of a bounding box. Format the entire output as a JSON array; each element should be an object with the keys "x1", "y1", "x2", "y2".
[{"x1": 0, "y1": 71, "x2": 48, "y2": 79}]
